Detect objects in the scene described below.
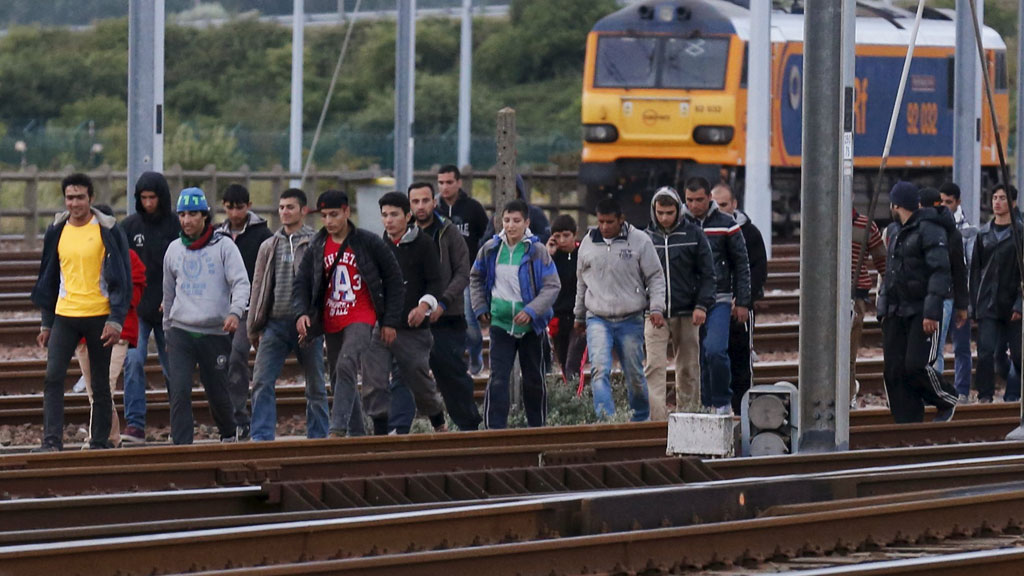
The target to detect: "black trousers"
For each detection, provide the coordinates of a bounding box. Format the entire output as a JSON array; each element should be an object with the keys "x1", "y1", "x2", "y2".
[
  {"x1": 977, "y1": 318, "x2": 1023, "y2": 402},
  {"x1": 166, "y1": 328, "x2": 237, "y2": 444},
  {"x1": 728, "y1": 308, "x2": 755, "y2": 415},
  {"x1": 429, "y1": 318, "x2": 482, "y2": 431},
  {"x1": 551, "y1": 312, "x2": 586, "y2": 383},
  {"x1": 44, "y1": 315, "x2": 113, "y2": 449},
  {"x1": 881, "y1": 314, "x2": 958, "y2": 423}
]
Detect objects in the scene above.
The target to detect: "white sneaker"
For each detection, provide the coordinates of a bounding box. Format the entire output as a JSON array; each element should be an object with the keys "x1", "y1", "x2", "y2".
[
  {"x1": 715, "y1": 405, "x2": 733, "y2": 416},
  {"x1": 72, "y1": 376, "x2": 87, "y2": 393}
]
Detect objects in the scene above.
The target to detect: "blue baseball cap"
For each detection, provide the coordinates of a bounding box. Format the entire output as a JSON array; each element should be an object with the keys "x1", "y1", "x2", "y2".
[{"x1": 176, "y1": 187, "x2": 210, "y2": 213}]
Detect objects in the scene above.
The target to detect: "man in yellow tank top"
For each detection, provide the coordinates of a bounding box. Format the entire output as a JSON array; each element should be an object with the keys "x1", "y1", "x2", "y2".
[{"x1": 30, "y1": 173, "x2": 132, "y2": 452}]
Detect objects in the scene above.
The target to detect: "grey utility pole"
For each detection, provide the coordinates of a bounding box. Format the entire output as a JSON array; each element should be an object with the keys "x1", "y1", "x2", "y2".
[
  {"x1": 745, "y1": 0, "x2": 771, "y2": 259},
  {"x1": 127, "y1": 0, "x2": 165, "y2": 213},
  {"x1": 798, "y1": 0, "x2": 844, "y2": 453},
  {"x1": 290, "y1": 0, "x2": 304, "y2": 188},
  {"x1": 953, "y1": 0, "x2": 982, "y2": 224},
  {"x1": 457, "y1": 0, "x2": 473, "y2": 169},
  {"x1": 835, "y1": 0, "x2": 856, "y2": 450},
  {"x1": 1017, "y1": 0, "x2": 1024, "y2": 198},
  {"x1": 394, "y1": 0, "x2": 416, "y2": 192}
]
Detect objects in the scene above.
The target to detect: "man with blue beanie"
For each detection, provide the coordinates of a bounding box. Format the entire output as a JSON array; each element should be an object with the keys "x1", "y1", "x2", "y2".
[
  {"x1": 877, "y1": 181, "x2": 957, "y2": 423},
  {"x1": 163, "y1": 187, "x2": 251, "y2": 444}
]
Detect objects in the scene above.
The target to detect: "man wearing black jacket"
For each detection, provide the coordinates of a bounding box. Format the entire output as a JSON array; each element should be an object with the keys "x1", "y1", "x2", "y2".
[
  {"x1": 971, "y1": 184, "x2": 1023, "y2": 403},
  {"x1": 293, "y1": 190, "x2": 404, "y2": 437},
  {"x1": 361, "y1": 192, "x2": 448, "y2": 435},
  {"x1": 547, "y1": 214, "x2": 586, "y2": 383},
  {"x1": 877, "y1": 181, "x2": 958, "y2": 423},
  {"x1": 712, "y1": 183, "x2": 767, "y2": 414},
  {"x1": 218, "y1": 184, "x2": 273, "y2": 440},
  {"x1": 682, "y1": 177, "x2": 751, "y2": 416},
  {"x1": 919, "y1": 187, "x2": 970, "y2": 360},
  {"x1": 437, "y1": 164, "x2": 489, "y2": 375},
  {"x1": 120, "y1": 171, "x2": 180, "y2": 444},
  {"x1": 406, "y1": 182, "x2": 483, "y2": 431},
  {"x1": 645, "y1": 187, "x2": 716, "y2": 419}
]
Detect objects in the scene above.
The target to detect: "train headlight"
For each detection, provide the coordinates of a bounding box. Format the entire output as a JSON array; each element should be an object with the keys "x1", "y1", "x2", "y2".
[
  {"x1": 583, "y1": 124, "x2": 619, "y2": 143},
  {"x1": 693, "y1": 125, "x2": 735, "y2": 145}
]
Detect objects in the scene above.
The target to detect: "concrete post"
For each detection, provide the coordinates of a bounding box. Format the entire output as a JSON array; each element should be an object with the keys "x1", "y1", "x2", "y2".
[
  {"x1": 797, "y1": 0, "x2": 843, "y2": 453},
  {"x1": 494, "y1": 107, "x2": 517, "y2": 231}
]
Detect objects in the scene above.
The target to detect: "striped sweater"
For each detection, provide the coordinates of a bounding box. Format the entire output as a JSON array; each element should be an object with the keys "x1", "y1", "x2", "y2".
[{"x1": 852, "y1": 212, "x2": 887, "y2": 296}]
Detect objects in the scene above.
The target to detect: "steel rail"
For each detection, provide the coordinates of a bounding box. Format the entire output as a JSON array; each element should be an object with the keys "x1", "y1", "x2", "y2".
[{"x1": 5, "y1": 457, "x2": 1024, "y2": 575}]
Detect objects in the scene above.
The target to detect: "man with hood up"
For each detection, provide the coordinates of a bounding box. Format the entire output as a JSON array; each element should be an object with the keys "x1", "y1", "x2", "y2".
[
  {"x1": 163, "y1": 187, "x2": 250, "y2": 444},
  {"x1": 644, "y1": 186, "x2": 716, "y2": 420},
  {"x1": 681, "y1": 177, "x2": 751, "y2": 416},
  {"x1": 120, "y1": 171, "x2": 180, "y2": 444},
  {"x1": 877, "y1": 181, "x2": 957, "y2": 423},
  {"x1": 217, "y1": 184, "x2": 273, "y2": 440}
]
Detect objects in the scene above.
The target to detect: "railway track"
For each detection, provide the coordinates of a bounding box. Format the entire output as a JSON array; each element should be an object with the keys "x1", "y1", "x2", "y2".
[{"x1": 3, "y1": 442, "x2": 1024, "y2": 575}]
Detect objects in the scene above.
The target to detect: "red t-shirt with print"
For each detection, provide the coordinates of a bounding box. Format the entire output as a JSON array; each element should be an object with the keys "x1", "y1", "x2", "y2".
[{"x1": 322, "y1": 236, "x2": 377, "y2": 333}]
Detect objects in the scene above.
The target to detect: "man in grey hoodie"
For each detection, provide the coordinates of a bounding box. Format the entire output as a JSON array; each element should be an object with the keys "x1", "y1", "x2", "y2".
[
  {"x1": 575, "y1": 197, "x2": 666, "y2": 421},
  {"x1": 163, "y1": 187, "x2": 251, "y2": 444}
]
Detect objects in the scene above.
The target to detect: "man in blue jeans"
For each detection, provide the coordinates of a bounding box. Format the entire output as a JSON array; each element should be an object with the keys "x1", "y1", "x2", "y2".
[
  {"x1": 246, "y1": 188, "x2": 329, "y2": 441},
  {"x1": 682, "y1": 177, "x2": 751, "y2": 415},
  {"x1": 939, "y1": 182, "x2": 977, "y2": 402},
  {"x1": 575, "y1": 198, "x2": 665, "y2": 421},
  {"x1": 119, "y1": 171, "x2": 180, "y2": 444}
]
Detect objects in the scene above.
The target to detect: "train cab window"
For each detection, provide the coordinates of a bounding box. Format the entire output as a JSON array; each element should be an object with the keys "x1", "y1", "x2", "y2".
[
  {"x1": 662, "y1": 37, "x2": 730, "y2": 90},
  {"x1": 594, "y1": 36, "x2": 658, "y2": 88},
  {"x1": 946, "y1": 57, "x2": 954, "y2": 109},
  {"x1": 995, "y1": 51, "x2": 1008, "y2": 92}
]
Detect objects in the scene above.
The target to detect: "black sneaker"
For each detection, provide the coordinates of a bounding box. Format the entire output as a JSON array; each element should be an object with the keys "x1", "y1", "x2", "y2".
[
  {"x1": 934, "y1": 404, "x2": 956, "y2": 423},
  {"x1": 235, "y1": 425, "x2": 250, "y2": 442},
  {"x1": 31, "y1": 444, "x2": 61, "y2": 453}
]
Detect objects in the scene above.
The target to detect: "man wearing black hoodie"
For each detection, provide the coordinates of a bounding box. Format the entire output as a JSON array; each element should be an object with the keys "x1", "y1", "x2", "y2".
[
  {"x1": 218, "y1": 184, "x2": 273, "y2": 440},
  {"x1": 877, "y1": 181, "x2": 957, "y2": 423},
  {"x1": 120, "y1": 171, "x2": 180, "y2": 444}
]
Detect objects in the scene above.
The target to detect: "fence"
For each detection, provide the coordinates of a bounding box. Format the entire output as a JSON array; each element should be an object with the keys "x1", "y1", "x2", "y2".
[{"x1": 0, "y1": 164, "x2": 589, "y2": 248}]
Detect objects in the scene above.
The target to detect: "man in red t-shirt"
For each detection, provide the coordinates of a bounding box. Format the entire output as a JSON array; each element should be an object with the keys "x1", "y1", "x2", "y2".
[{"x1": 293, "y1": 190, "x2": 404, "y2": 436}]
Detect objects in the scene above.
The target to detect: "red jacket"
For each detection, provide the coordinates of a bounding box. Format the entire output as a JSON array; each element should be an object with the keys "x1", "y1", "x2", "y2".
[{"x1": 122, "y1": 250, "x2": 147, "y2": 347}]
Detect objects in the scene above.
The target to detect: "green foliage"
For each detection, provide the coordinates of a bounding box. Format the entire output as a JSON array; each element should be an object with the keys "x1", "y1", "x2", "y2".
[
  {"x1": 0, "y1": 0, "x2": 623, "y2": 169},
  {"x1": 164, "y1": 123, "x2": 246, "y2": 170}
]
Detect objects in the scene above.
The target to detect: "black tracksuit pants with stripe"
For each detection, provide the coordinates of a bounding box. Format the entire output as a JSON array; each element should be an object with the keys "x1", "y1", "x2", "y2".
[{"x1": 882, "y1": 313, "x2": 958, "y2": 423}]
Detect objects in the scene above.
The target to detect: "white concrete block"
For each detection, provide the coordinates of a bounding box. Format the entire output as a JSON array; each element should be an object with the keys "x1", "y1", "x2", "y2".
[{"x1": 666, "y1": 413, "x2": 735, "y2": 457}]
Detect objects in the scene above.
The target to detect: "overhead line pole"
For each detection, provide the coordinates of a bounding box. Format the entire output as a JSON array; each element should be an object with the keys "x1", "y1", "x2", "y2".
[
  {"x1": 127, "y1": 0, "x2": 165, "y2": 213},
  {"x1": 394, "y1": 0, "x2": 416, "y2": 192},
  {"x1": 290, "y1": 0, "x2": 304, "y2": 188},
  {"x1": 745, "y1": 0, "x2": 771, "y2": 260},
  {"x1": 797, "y1": 0, "x2": 844, "y2": 453},
  {"x1": 953, "y1": 0, "x2": 982, "y2": 226},
  {"x1": 457, "y1": 0, "x2": 472, "y2": 169}
]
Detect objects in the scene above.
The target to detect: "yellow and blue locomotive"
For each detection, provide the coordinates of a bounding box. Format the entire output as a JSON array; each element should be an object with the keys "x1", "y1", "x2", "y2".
[{"x1": 580, "y1": 0, "x2": 1009, "y2": 228}]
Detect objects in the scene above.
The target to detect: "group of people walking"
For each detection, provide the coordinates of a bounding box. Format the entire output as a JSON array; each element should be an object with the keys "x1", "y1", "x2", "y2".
[
  {"x1": 32, "y1": 162, "x2": 838, "y2": 452},
  {"x1": 855, "y1": 180, "x2": 1023, "y2": 424}
]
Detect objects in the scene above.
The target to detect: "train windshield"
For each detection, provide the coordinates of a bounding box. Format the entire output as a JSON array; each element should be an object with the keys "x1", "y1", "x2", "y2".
[{"x1": 594, "y1": 35, "x2": 730, "y2": 90}]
